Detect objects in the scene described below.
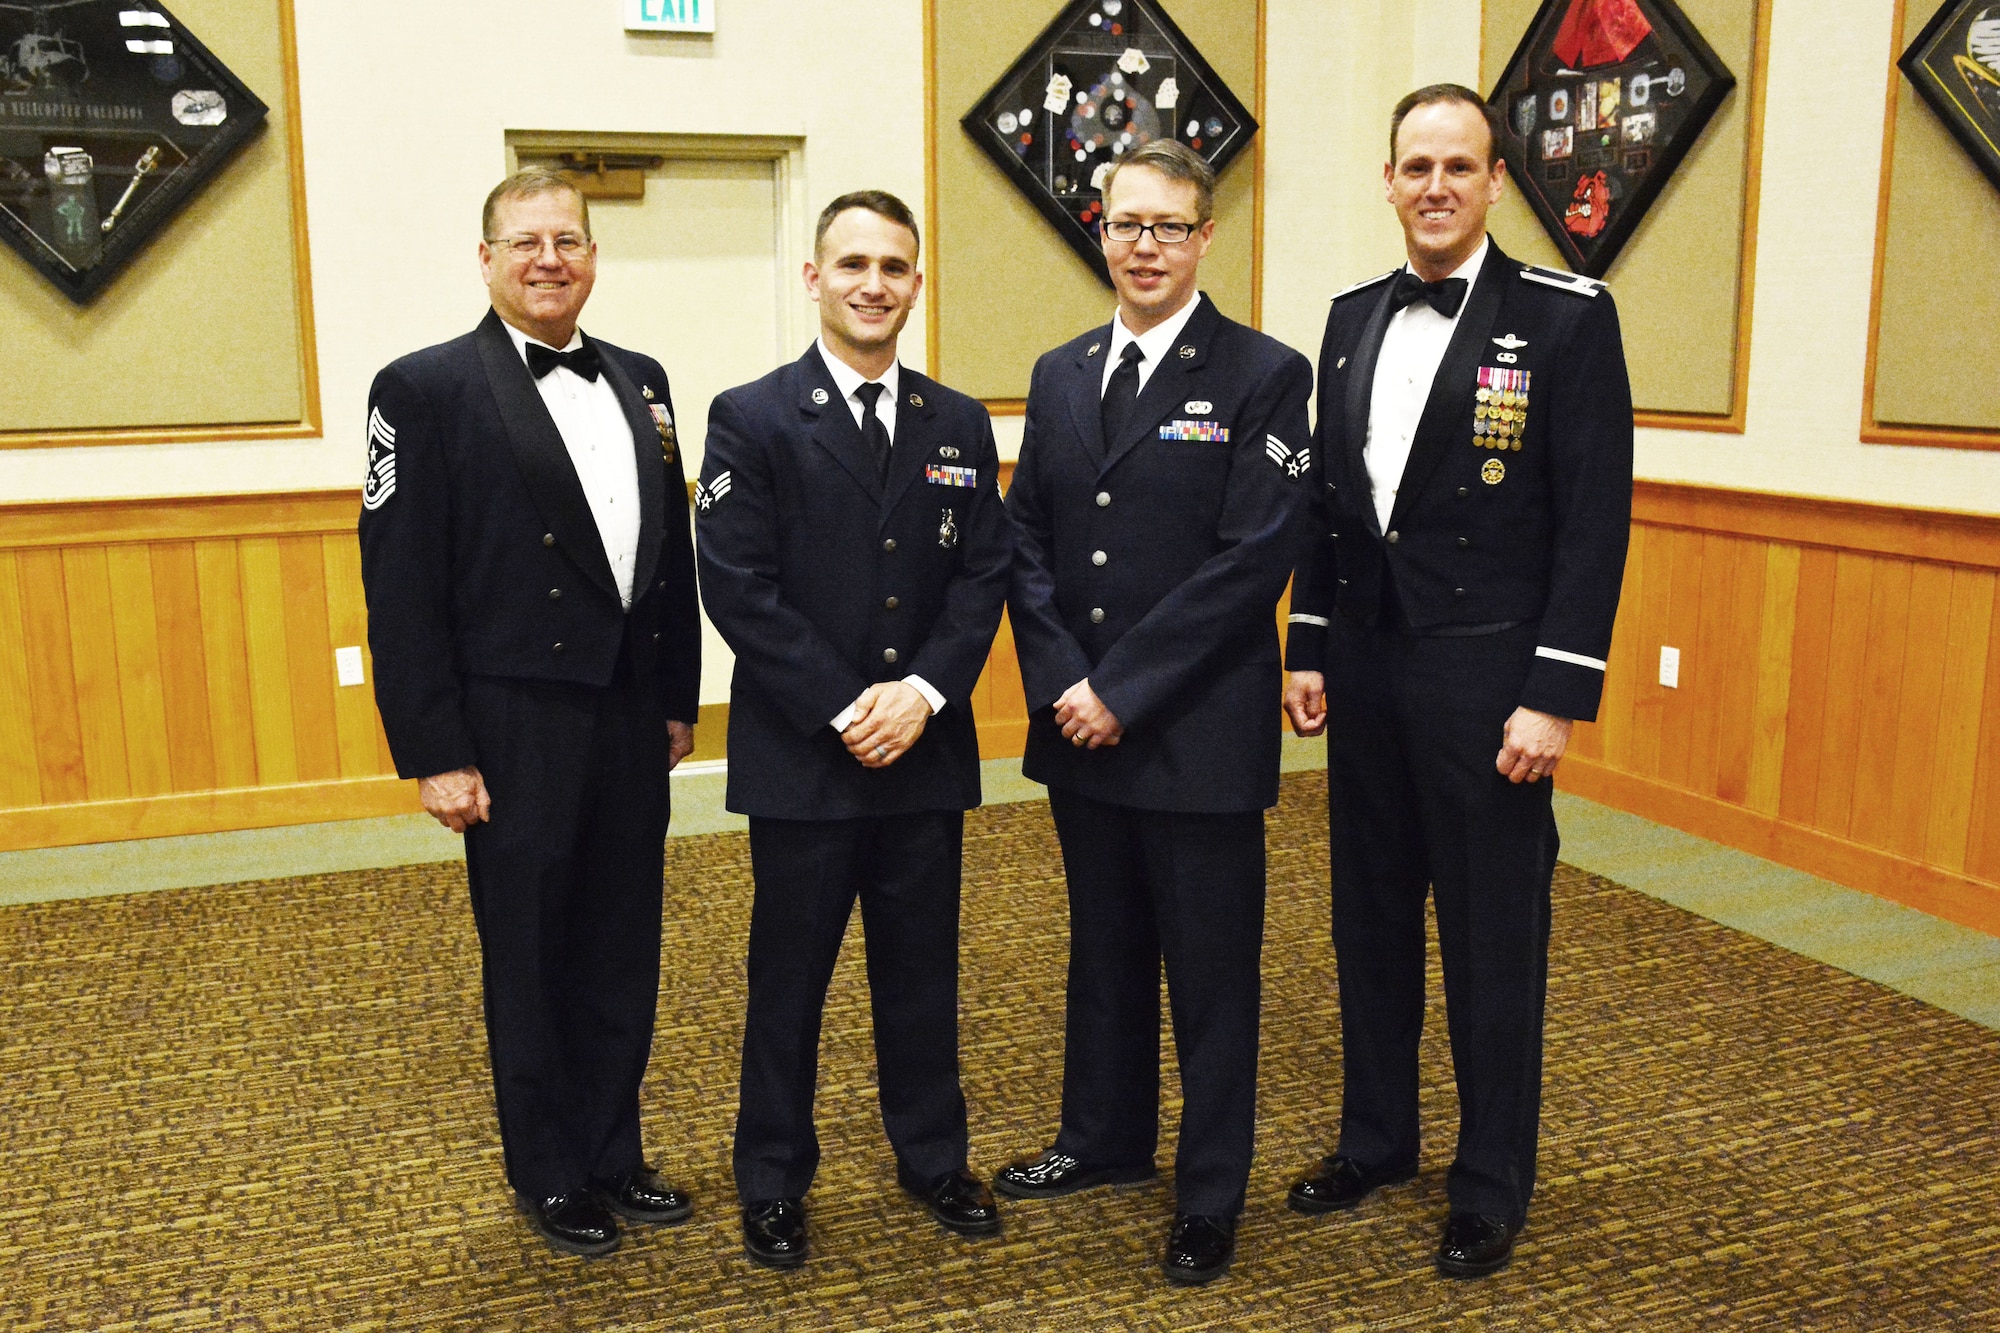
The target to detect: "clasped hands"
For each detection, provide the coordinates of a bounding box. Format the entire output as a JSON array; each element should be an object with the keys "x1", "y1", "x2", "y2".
[
  {"x1": 1056, "y1": 679, "x2": 1123, "y2": 749},
  {"x1": 417, "y1": 719, "x2": 695, "y2": 832},
  {"x1": 841, "y1": 681, "x2": 931, "y2": 769},
  {"x1": 1283, "y1": 671, "x2": 1571, "y2": 784}
]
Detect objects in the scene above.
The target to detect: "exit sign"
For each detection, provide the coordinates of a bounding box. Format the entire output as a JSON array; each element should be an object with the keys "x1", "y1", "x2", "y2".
[{"x1": 625, "y1": 0, "x2": 713, "y2": 32}]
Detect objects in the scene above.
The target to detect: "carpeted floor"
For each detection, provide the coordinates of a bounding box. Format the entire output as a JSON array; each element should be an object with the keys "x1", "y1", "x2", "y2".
[{"x1": 2, "y1": 772, "x2": 1996, "y2": 1331}]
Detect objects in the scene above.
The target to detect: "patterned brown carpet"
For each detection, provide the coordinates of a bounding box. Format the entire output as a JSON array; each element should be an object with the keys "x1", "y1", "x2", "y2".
[{"x1": 2, "y1": 772, "x2": 1996, "y2": 1331}]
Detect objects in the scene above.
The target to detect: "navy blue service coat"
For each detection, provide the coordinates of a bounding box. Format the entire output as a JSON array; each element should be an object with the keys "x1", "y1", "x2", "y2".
[
  {"x1": 1285, "y1": 242, "x2": 1633, "y2": 722},
  {"x1": 695, "y1": 347, "x2": 1013, "y2": 820},
  {"x1": 359, "y1": 309, "x2": 702, "y2": 779},
  {"x1": 1008, "y1": 294, "x2": 1315, "y2": 813}
]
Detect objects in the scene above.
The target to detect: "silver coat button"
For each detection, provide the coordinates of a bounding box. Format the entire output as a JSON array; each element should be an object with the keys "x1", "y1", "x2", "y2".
[
  {"x1": 1091, "y1": 550, "x2": 1108, "y2": 566},
  {"x1": 1386, "y1": 530, "x2": 1400, "y2": 544},
  {"x1": 883, "y1": 648, "x2": 899, "y2": 664},
  {"x1": 1090, "y1": 608, "x2": 1105, "y2": 624},
  {"x1": 1095, "y1": 491, "x2": 1111, "y2": 507},
  {"x1": 548, "y1": 588, "x2": 562, "y2": 601},
  {"x1": 542, "y1": 533, "x2": 556, "y2": 547},
  {"x1": 885, "y1": 596, "x2": 900, "y2": 610},
  {"x1": 882, "y1": 538, "x2": 897, "y2": 552}
]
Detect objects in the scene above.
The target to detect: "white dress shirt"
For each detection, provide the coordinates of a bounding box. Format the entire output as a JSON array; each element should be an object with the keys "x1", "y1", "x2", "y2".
[
  {"x1": 815, "y1": 339, "x2": 946, "y2": 731},
  {"x1": 1365, "y1": 240, "x2": 1490, "y2": 532},
  {"x1": 504, "y1": 321, "x2": 641, "y2": 608},
  {"x1": 1102, "y1": 291, "x2": 1204, "y2": 397}
]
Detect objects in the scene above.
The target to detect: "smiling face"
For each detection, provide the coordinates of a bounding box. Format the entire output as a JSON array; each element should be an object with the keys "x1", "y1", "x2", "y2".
[
  {"x1": 478, "y1": 188, "x2": 596, "y2": 347},
  {"x1": 805, "y1": 206, "x2": 922, "y2": 377},
  {"x1": 1100, "y1": 164, "x2": 1214, "y2": 335},
  {"x1": 1385, "y1": 99, "x2": 1506, "y2": 282}
]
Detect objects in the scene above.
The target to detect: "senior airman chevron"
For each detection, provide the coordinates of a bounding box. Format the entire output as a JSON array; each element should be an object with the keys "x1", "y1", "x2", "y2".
[
  {"x1": 1264, "y1": 433, "x2": 1310, "y2": 479},
  {"x1": 694, "y1": 470, "x2": 731, "y2": 511}
]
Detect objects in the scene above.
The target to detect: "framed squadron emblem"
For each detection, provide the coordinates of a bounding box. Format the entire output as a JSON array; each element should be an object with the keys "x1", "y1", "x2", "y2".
[
  {"x1": 1900, "y1": 1, "x2": 2000, "y2": 191},
  {"x1": 961, "y1": 0, "x2": 1256, "y2": 285},
  {"x1": 0, "y1": 0, "x2": 268, "y2": 303},
  {"x1": 1486, "y1": 0, "x2": 1735, "y2": 276}
]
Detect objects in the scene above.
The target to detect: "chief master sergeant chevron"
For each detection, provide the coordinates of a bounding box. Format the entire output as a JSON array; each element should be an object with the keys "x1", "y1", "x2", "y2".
[{"x1": 1281, "y1": 84, "x2": 1633, "y2": 1279}]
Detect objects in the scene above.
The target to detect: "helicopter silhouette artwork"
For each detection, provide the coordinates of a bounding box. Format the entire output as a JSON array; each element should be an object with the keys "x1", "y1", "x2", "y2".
[{"x1": 0, "y1": 0, "x2": 266, "y2": 302}]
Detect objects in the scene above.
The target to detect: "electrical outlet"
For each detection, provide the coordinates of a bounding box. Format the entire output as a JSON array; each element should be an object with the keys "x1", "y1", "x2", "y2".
[
  {"x1": 335, "y1": 645, "x2": 366, "y2": 687},
  {"x1": 1659, "y1": 645, "x2": 1680, "y2": 689}
]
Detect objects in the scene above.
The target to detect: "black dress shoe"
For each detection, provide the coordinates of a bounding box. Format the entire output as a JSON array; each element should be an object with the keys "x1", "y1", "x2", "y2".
[
  {"x1": 1162, "y1": 1213, "x2": 1236, "y2": 1285},
  {"x1": 1435, "y1": 1212, "x2": 1520, "y2": 1278},
  {"x1": 898, "y1": 1165, "x2": 1001, "y2": 1236},
  {"x1": 742, "y1": 1197, "x2": 808, "y2": 1270},
  {"x1": 592, "y1": 1166, "x2": 693, "y2": 1224},
  {"x1": 520, "y1": 1191, "x2": 620, "y2": 1257},
  {"x1": 992, "y1": 1148, "x2": 1157, "y2": 1199},
  {"x1": 1286, "y1": 1154, "x2": 1418, "y2": 1215}
]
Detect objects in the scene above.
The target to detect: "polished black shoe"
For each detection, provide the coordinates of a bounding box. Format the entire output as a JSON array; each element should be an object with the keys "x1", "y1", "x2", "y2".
[
  {"x1": 592, "y1": 1166, "x2": 693, "y2": 1225},
  {"x1": 898, "y1": 1165, "x2": 1001, "y2": 1236},
  {"x1": 1435, "y1": 1212, "x2": 1520, "y2": 1278},
  {"x1": 992, "y1": 1148, "x2": 1157, "y2": 1199},
  {"x1": 1162, "y1": 1213, "x2": 1236, "y2": 1285},
  {"x1": 1285, "y1": 1154, "x2": 1419, "y2": 1215},
  {"x1": 742, "y1": 1197, "x2": 808, "y2": 1270},
  {"x1": 520, "y1": 1191, "x2": 620, "y2": 1258}
]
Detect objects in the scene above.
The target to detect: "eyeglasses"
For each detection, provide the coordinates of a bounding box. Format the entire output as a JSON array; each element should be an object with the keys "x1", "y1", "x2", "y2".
[
  {"x1": 1101, "y1": 219, "x2": 1197, "y2": 244},
  {"x1": 487, "y1": 232, "x2": 591, "y2": 259}
]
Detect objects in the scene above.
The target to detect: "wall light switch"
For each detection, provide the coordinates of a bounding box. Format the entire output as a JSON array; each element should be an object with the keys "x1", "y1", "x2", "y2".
[
  {"x1": 335, "y1": 645, "x2": 366, "y2": 687},
  {"x1": 1659, "y1": 645, "x2": 1680, "y2": 689}
]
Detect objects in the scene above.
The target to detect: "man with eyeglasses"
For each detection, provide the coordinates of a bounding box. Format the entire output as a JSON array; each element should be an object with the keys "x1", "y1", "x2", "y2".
[
  {"x1": 997, "y1": 138, "x2": 1314, "y2": 1284},
  {"x1": 359, "y1": 169, "x2": 702, "y2": 1258}
]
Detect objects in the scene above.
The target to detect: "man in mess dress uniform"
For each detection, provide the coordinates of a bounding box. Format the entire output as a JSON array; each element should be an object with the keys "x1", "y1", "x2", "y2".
[
  {"x1": 694, "y1": 191, "x2": 1013, "y2": 1270},
  {"x1": 359, "y1": 169, "x2": 702, "y2": 1258},
  {"x1": 996, "y1": 139, "x2": 1315, "y2": 1285},
  {"x1": 1282, "y1": 84, "x2": 1634, "y2": 1278}
]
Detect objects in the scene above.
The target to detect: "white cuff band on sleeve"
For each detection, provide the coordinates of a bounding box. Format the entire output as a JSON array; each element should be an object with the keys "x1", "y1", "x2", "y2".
[{"x1": 1536, "y1": 646, "x2": 1607, "y2": 671}]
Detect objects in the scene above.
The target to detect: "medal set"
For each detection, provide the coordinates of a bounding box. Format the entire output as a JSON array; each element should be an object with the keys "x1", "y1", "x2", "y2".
[{"x1": 1474, "y1": 366, "x2": 1530, "y2": 452}]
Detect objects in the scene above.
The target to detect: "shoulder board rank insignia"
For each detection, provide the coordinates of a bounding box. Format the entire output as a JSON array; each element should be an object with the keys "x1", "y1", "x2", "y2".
[
  {"x1": 1087, "y1": 342, "x2": 1102, "y2": 357},
  {"x1": 1331, "y1": 270, "x2": 1398, "y2": 302},
  {"x1": 1178, "y1": 345, "x2": 1196, "y2": 359},
  {"x1": 811, "y1": 387, "x2": 829, "y2": 405},
  {"x1": 1519, "y1": 265, "x2": 1605, "y2": 297}
]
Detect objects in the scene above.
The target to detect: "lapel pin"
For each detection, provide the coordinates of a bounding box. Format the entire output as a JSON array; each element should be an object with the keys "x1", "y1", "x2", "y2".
[
  {"x1": 641, "y1": 385, "x2": 655, "y2": 400},
  {"x1": 1337, "y1": 356, "x2": 1347, "y2": 369},
  {"x1": 1087, "y1": 342, "x2": 1102, "y2": 357},
  {"x1": 811, "y1": 387, "x2": 829, "y2": 406},
  {"x1": 909, "y1": 393, "x2": 924, "y2": 408},
  {"x1": 1179, "y1": 345, "x2": 1196, "y2": 360}
]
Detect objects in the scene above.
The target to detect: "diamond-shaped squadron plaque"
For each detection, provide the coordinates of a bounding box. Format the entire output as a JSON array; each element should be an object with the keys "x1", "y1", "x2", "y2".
[
  {"x1": 1487, "y1": 0, "x2": 1734, "y2": 277},
  {"x1": 1900, "y1": 1, "x2": 2000, "y2": 193},
  {"x1": 0, "y1": 0, "x2": 267, "y2": 303},
  {"x1": 961, "y1": 0, "x2": 1256, "y2": 286}
]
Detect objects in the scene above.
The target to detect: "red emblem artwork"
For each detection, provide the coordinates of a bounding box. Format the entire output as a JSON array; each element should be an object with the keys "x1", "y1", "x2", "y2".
[
  {"x1": 1551, "y1": 0, "x2": 1655, "y2": 68},
  {"x1": 1564, "y1": 170, "x2": 1611, "y2": 237}
]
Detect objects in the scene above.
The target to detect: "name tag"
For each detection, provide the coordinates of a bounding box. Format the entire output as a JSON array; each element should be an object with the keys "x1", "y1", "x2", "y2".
[
  {"x1": 1159, "y1": 420, "x2": 1229, "y2": 442},
  {"x1": 926, "y1": 464, "x2": 977, "y2": 488}
]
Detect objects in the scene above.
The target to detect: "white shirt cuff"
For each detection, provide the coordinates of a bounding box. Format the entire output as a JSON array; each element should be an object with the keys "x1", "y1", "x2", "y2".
[{"x1": 831, "y1": 676, "x2": 944, "y2": 733}]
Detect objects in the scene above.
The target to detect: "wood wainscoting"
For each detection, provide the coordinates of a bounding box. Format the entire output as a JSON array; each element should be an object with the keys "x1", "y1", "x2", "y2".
[
  {"x1": 1566, "y1": 482, "x2": 2000, "y2": 935},
  {"x1": 0, "y1": 492, "x2": 412, "y2": 850}
]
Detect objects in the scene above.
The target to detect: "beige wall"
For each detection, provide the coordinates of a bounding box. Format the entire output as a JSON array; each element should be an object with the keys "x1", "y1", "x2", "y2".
[
  {"x1": 1261, "y1": 0, "x2": 2000, "y2": 515},
  {"x1": 0, "y1": 0, "x2": 926, "y2": 503},
  {"x1": 7, "y1": 0, "x2": 1999, "y2": 518}
]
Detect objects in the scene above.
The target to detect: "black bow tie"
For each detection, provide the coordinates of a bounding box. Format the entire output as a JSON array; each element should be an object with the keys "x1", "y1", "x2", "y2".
[
  {"x1": 1388, "y1": 270, "x2": 1469, "y2": 319},
  {"x1": 525, "y1": 340, "x2": 601, "y2": 382}
]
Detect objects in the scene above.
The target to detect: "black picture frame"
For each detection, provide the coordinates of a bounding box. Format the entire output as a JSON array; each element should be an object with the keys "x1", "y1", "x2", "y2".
[
  {"x1": 1899, "y1": 0, "x2": 2000, "y2": 192},
  {"x1": 1486, "y1": 0, "x2": 1735, "y2": 277},
  {"x1": 0, "y1": 0, "x2": 268, "y2": 304},
  {"x1": 960, "y1": 0, "x2": 1256, "y2": 286}
]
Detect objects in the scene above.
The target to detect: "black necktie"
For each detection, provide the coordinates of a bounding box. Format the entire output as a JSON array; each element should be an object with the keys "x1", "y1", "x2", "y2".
[
  {"x1": 855, "y1": 381, "x2": 891, "y2": 483},
  {"x1": 1388, "y1": 270, "x2": 1469, "y2": 319},
  {"x1": 1100, "y1": 342, "x2": 1145, "y2": 447},
  {"x1": 524, "y1": 340, "x2": 602, "y2": 382}
]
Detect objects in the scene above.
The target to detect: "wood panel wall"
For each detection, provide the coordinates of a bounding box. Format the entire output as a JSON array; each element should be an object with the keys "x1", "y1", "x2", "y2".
[
  {"x1": 0, "y1": 493, "x2": 410, "y2": 850},
  {"x1": 1564, "y1": 482, "x2": 2000, "y2": 935}
]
